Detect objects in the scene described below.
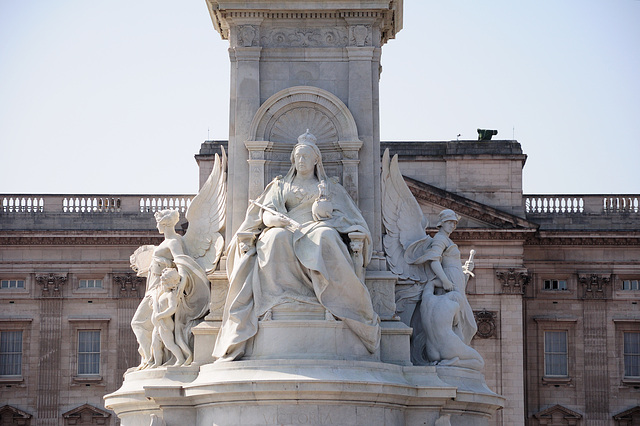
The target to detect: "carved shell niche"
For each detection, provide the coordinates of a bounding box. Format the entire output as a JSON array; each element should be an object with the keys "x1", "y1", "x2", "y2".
[{"x1": 268, "y1": 108, "x2": 338, "y2": 145}]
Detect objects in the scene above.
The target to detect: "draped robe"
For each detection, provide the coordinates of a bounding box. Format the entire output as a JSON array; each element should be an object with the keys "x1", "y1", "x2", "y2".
[{"x1": 213, "y1": 176, "x2": 381, "y2": 361}]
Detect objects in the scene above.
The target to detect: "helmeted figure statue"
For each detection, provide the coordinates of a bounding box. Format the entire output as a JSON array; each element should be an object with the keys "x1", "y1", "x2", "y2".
[
  {"x1": 381, "y1": 149, "x2": 483, "y2": 370},
  {"x1": 213, "y1": 131, "x2": 380, "y2": 362}
]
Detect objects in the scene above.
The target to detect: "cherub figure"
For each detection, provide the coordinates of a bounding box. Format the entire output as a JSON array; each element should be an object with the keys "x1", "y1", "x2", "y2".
[
  {"x1": 129, "y1": 148, "x2": 227, "y2": 369},
  {"x1": 151, "y1": 268, "x2": 188, "y2": 367}
]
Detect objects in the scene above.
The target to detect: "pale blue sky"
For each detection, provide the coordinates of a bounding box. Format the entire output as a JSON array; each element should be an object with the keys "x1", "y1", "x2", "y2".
[{"x1": 1, "y1": 0, "x2": 638, "y2": 195}]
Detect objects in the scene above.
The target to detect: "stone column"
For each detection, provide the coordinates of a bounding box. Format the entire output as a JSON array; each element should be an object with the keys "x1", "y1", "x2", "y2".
[
  {"x1": 35, "y1": 273, "x2": 66, "y2": 426},
  {"x1": 496, "y1": 268, "x2": 528, "y2": 425},
  {"x1": 245, "y1": 140, "x2": 272, "y2": 200}
]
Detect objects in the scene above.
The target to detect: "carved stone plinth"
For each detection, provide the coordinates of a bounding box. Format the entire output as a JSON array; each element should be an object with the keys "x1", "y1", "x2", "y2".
[{"x1": 105, "y1": 360, "x2": 504, "y2": 426}]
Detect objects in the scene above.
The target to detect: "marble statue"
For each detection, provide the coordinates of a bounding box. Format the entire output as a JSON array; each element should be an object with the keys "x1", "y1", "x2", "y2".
[
  {"x1": 129, "y1": 149, "x2": 227, "y2": 369},
  {"x1": 151, "y1": 268, "x2": 187, "y2": 367},
  {"x1": 213, "y1": 131, "x2": 380, "y2": 362},
  {"x1": 381, "y1": 149, "x2": 482, "y2": 370}
]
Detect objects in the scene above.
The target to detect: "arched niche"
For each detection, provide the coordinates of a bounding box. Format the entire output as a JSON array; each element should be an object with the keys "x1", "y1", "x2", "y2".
[{"x1": 245, "y1": 86, "x2": 362, "y2": 202}]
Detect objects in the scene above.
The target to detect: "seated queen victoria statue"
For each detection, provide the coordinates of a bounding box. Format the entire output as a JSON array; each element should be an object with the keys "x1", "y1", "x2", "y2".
[{"x1": 213, "y1": 131, "x2": 381, "y2": 362}]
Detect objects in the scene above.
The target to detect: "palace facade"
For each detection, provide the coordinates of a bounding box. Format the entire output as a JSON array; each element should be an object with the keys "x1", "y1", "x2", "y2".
[{"x1": 1, "y1": 139, "x2": 639, "y2": 425}]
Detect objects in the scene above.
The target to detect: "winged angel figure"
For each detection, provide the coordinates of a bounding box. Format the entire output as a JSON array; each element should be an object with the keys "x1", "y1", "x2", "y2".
[
  {"x1": 382, "y1": 149, "x2": 483, "y2": 370},
  {"x1": 129, "y1": 148, "x2": 227, "y2": 369}
]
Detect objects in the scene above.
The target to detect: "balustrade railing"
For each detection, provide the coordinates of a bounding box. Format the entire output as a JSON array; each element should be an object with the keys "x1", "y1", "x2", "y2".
[
  {"x1": 525, "y1": 195, "x2": 639, "y2": 215},
  {"x1": 1, "y1": 195, "x2": 194, "y2": 214}
]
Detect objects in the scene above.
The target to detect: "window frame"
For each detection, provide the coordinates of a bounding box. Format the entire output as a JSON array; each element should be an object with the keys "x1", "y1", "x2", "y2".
[
  {"x1": 543, "y1": 279, "x2": 568, "y2": 291},
  {"x1": 615, "y1": 319, "x2": 640, "y2": 386},
  {"x1": 68, "y1": 317, "x2": 109, "y2": 385},
  {"x1": 78, "y1": 279, "x2": 103, "y2": 289},
  {"x1": 534, "y1": 316, "x2": 577, "y2": 386},
  {"x1": 77, "y1": 330, "x2": 101, "y2": 376},
  {"x1": 543, "y1": 330, "x2": 569, "y2": 377},
  {"x1": 0, "y1": 318, "x2": 32, "y2": 384}
]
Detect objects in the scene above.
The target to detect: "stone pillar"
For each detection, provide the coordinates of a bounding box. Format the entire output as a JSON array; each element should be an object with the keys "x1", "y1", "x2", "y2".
[
  {"x1": 226, "y1": 17, "x2": 262, "y2": 238},
  {"x1": 496, "y1": 268, "x2": 528, "y2": 425},
  {"x1": 35, "y1": 273, "x2": 66, "y2": 426}
]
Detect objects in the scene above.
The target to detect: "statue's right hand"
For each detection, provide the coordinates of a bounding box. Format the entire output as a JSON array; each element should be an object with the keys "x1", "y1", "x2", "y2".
[{"x1": 263, "y1": 210, "x2": 290, "y2": 228}]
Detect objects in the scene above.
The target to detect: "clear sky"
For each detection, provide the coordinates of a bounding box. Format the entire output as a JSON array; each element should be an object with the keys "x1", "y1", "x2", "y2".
[{"x1": 1, "y1": 0, "x2": 638, "y2": 195}]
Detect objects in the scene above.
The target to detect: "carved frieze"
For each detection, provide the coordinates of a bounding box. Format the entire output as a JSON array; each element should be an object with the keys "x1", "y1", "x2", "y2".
[
  {"x1": 578, "y1": 273, "x2": 611, "y2": 299},
  {"x1": 260, "y1": 27, "x2": 348, "y2": 48},
  {"x1": 35, "y1": 273, "x2": 67, "y2": 297},
  {"x1": 473, "y1": 310, "x2": 498, "y2": 339},
  {"x1": 495, "y1": 268, "x2": 530, "y2": 295}
]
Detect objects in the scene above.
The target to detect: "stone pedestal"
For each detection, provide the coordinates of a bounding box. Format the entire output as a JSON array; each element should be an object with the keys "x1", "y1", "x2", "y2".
[{"x1": 105, "y1": 358, "x2": 503, "y2": 426}]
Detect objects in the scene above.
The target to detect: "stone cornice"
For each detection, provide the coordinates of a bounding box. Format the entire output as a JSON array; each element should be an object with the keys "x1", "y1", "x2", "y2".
[
  {"x1": 405, "y1": 177, "x2": 539, "y2": 230},
  {"x1": 0, "y1": 231, "x2": 161, "y2": 246},
  {"x1": 524, "y1": 231, "x2": 640, "y2": 246}
]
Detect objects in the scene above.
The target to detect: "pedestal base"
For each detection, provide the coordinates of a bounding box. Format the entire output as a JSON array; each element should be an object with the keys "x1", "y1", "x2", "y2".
[{"x1": 105, "y1": 360, "x2": 503, "y2": 426}]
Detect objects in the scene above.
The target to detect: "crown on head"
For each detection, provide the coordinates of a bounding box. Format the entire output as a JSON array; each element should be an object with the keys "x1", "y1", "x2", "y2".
[{"x1": 297, "y1": 129, "x2": 318, "y2": 146}]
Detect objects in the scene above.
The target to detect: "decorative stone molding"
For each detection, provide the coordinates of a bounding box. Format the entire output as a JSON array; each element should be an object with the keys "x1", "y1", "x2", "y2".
[
  {"x1": 62, "y1": 404, "x2": 111, "y2": 425},
  {"x1": 533, "y1": 404, "x2": 582, "y2": 425},
  {"x1": 113, "y1": 273, "x2": 144, "y2": 298},
  {"x1": 237, "y1": 25, "x2": 260, "y2": 47},
  {"x1": 578, "y1": 273, "x2": 611, "y2": 299},
  {"x1": 260, "y1": 27, "x2": 348, "y2": 48},
  {"x1": 0, "y1": 405, "x2": 32, "y2": 425},
  {"x1": 0, "y1": 235, "x2": 162, "y2": 246},
  {"x1": 35, "y1": 273, "x2": 67, "y2": 297},
  {"x1": 246, "y1": 86, "x2": 363, "y2": 202},
  {"x1": 473, "y1": 310, "x2": 497, "y2": 338},
  {"x1": 495, "y1": 268, "x2": 530, "y2": 295},
  {"x1": 349, "y1": 24, "x2": 372, "y2": 47}
]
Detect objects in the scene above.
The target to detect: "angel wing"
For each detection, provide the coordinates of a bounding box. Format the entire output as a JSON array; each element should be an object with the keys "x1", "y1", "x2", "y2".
[
  {"x1": 183, "y1": 147, "x2": 227, "y2": 274},
  {"x1": 381, "y1": 148, "x2": 431, "y2": 283}
]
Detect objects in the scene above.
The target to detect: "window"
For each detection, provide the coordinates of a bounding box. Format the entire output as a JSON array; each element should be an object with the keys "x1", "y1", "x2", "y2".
[
  {"x1": 623, "y1": 279, "x2": 640, "y2": 291},
  {"x1": 79, "y1": 279, "x2": 102, "y2": 289},
  {"x1": 0, "y1": 280, "x2": 24, "y2": 289},
  {"x1": 77, "y1": 330, "x2": 100, "y2": 376},
  {"x1": 544, "y1": 279, "x2": 567, "y2": 290},
  {"x1": 544, "y1": 331, "x2": 568, "y2": 377},
  {"x1": 0, "y1": 331, "x2": 23, "y2": 376},
  {"x1": 624, "y1": 332, "x2": 640, "y2": 378}
]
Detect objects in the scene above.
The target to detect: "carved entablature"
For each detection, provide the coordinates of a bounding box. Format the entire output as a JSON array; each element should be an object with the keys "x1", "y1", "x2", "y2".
[
  {"x1": 495, "y1": 268, "x2": 530, "y2": 295},
  {"x1": 473, "y1": 310, "x2": 497, "y2": 339},
  {"x1": 35, "y1": 273, "x2": 67, "y2": 297},
  {"x1": 208, "y1": 7, "x2": 400, "y2": 46},
  {"x1": 578, "y1": 273, "x2": 611, "y2": 299},
  {"x1": 113, "y1": 273, "x2": 144, "y2": 299}
]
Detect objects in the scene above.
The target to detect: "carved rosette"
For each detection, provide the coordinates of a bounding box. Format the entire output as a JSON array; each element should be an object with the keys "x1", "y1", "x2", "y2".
[
  {"x1": 113, "y1": 273, "x2": 144, "y2": 298},
  {"x1": 495, "y1": 268, "x2": 530, "y2": 295},
  {"x1": 578, "y1": 273, "x2": 611, "y2": 299},
  {"x1": 35, "y1": 273, "x2": 67, "y2": 297},
  {"x1": 473, "y1": 310, "x2": 498, "y2": 339}
]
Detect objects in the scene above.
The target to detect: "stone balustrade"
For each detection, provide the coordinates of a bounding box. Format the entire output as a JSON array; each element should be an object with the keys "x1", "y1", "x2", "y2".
[
  {"x1": 525, "y1": 195, "x2": 639, "y2": 215},
  {"x1": 1, "y1": 195, "x2": 194, "y2": 214}
]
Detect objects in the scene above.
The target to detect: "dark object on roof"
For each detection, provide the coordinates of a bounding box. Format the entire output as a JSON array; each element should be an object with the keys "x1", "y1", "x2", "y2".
[{"x1": 477, "y1": 129, "x2": 498, "y2": 141}]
